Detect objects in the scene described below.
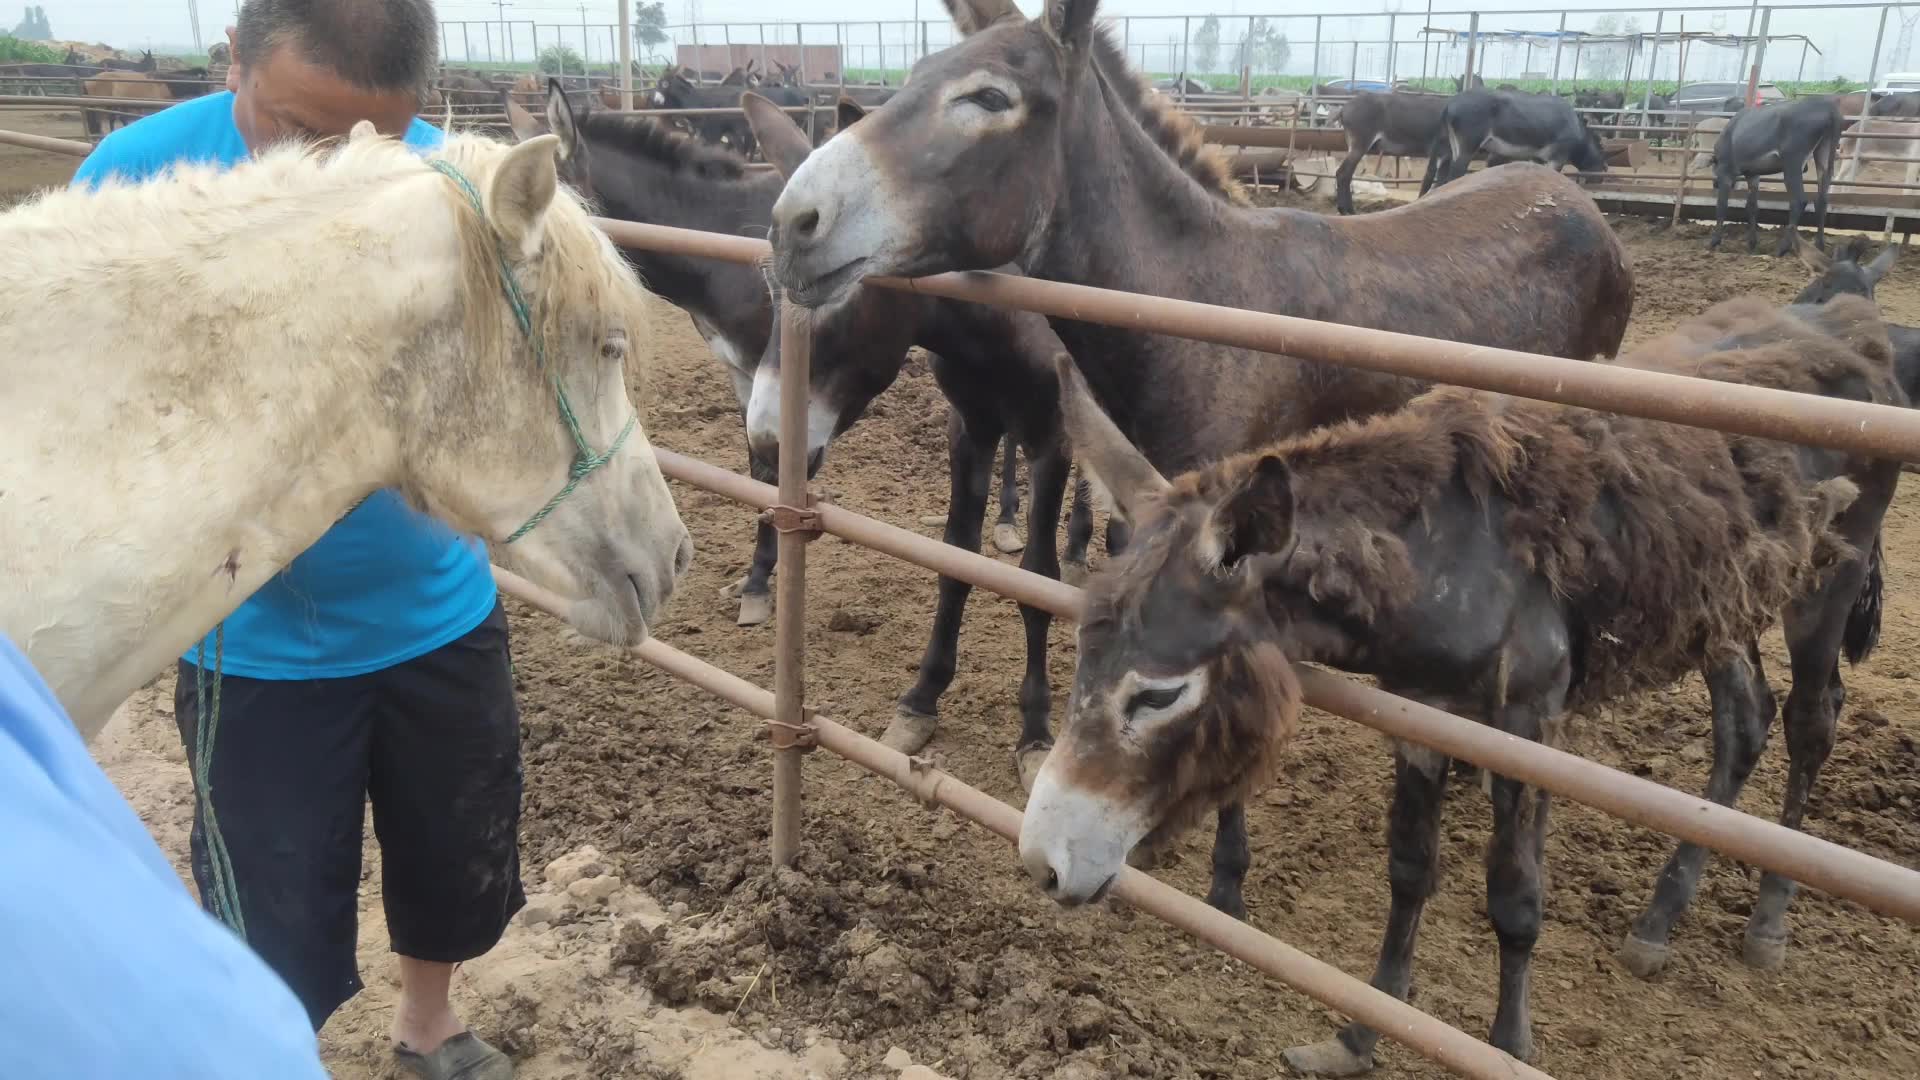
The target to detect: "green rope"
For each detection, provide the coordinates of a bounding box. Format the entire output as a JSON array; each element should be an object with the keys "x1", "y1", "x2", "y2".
[
  {"x1": 193, "y1": 625, "x2": 246, "y2": 938},
  {"x1": 425, "y1": 157, "x2": 631, "y2": 545}
]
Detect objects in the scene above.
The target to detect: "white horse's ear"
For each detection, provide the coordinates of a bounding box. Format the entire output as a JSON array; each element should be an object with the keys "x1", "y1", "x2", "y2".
[
  {"x1": 348, "y1": 119, "x2": 379, "y2": 142},
  {"x1": 486, "y1": 133, "x2": 561, "y2": 261}
]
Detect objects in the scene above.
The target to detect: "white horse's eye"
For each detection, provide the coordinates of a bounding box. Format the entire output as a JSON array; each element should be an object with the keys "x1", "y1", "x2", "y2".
[{"x1": 601, "y1": 336, "x2": 628, "y2": 362}]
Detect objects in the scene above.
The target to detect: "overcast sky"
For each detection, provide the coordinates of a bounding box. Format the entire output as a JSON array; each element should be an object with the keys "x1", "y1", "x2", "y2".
[{"x1": 27, "y1": 0, "x2": 1910, "y2": 82}]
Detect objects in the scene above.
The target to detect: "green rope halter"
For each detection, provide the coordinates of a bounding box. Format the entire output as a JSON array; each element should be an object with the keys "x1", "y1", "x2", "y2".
[{"x1": 426, "y1": 157, "x2": 638, "y2": 543}]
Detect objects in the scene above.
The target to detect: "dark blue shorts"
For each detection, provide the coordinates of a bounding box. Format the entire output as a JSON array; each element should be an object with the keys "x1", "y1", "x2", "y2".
[{"x1": 173, "y1": 598, "x2": 526, "y2": 1030}]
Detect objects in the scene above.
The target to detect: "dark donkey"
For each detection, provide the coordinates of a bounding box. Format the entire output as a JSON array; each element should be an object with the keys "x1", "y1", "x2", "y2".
[
  {"x1": 1707, "y1": 95, "x2": 1843, "y2": 256},
  {"x1": 1332, "y1": 90, "x2": 1447, "y2": 214},
  {"x1": 1422, "y1": 87, "x2": 1609, "y2": 192},
  {"x1": 766, "y1": 0, "x2": 1633, "y2": 919},
  {"x1": 1024, "y1": 290, "x2": 1900, "y2": 1071},
  {"x1": 510, "y1": 83, "x2": 1109, "y2": 774}
]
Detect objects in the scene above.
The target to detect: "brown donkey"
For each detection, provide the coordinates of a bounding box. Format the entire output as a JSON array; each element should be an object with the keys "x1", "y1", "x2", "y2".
[
  {"x1": 1019, "y1": 293, "x2": 1901, "y2": 1073},
  {"x1": 766, "y1": 0, "x2": 1632, "y2": 918}
]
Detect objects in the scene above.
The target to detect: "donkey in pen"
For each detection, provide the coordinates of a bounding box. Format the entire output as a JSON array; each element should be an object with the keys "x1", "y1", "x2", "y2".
[
  {"x1": 504, "y1": 83, "x2": 1074, "y2": 628},
  {"x1": 1422, "y1": 87, "x2": 1609, "y2": 193},
  {"x1": 1022, "y1": 292, "x2": 1902, "y2": 1072},
  {"x1": 1707, "y1": 95, "x2": 1843, "y2": 256},
  {"x1": 1332, "y1": 90, "x2": 1447, "y2": 214},
  {"x1": 766, "y1": 0, "x2": 1634, "y2": 919}
]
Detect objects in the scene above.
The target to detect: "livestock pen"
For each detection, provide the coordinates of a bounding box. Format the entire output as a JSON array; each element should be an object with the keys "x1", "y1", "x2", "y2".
[{"x1": 4, "y1": 128, "x2": 1918, "y2": 1078}]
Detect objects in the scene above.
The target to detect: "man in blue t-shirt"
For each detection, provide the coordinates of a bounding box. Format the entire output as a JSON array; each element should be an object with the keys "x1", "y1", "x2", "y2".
[
  {"x1": 0, "y1": 632, "x2": 329, "y2": 1078},
  {"x1": 71, "y1": 3, "x2": 522, "y2": 1078}
]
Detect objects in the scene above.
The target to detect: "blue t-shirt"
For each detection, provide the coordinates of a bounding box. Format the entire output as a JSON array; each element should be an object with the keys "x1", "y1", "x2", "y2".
[
  {"x1": 71, "y1": 93, "x2": 499, "y2": 680},
  {"x1": 0, "y1": 631, "x2": 327, "y2": 1077}
]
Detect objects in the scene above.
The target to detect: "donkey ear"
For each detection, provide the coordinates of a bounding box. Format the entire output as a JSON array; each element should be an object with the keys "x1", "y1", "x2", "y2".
[
  {"x1": 1054, "y1": 353, "x2": 1167, "y2": 520},
  {"x1": 544, "y1": 77, "x2": 583, "y2": 161},
  {"x1": 504, "y1": 93, "x2": 542, "y2": 143},
  {"x1": 1208, "y1": 455, "x2": 1297, "y2": 572},
  {"x1": 485, "y1": 133, "x2": 562, "y2": 262},
  {"x1": 1793, "y1": 233, "x2": 1833, "y2": 276},
  {"x1": 944, "y1": 0, "x2": 1022, "y2": 36},
  {"x1": 1042, "y1": 0, "x2": 1100, "y2": 52},
  {"x1": 1866, "y1": 244, "x2": 1899, "y2": 285},
  {"x1": 836, "y1": 96, "x2": 868, "y2": 133},
  {"x1": 742, "y1": 91, "x2": 812, "y2": 178},
  {"x1": 348, "y1": 119, "x2": 379, "y2": 142}
]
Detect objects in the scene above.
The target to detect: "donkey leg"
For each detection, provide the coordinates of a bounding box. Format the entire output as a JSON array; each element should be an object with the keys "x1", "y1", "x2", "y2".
[
  {"x1": 1813, "y1": 137, "x2": 1836, "y2": 250},
  {"x1": 1708, "y1": 171, "x2": 1733, "y2": 250},
  {"x1": 1012, "y1": 447, "x2": 1071, "y2": 789},
  {"x1": 1335, "y1": 143, "x2": 1368, "y2": 214},
  {"x1": 1106, "y1": 515, "x2": 1133, "y2": 559},
  {"x1": 730, "y1": 443, "x2": 781, "y2": 626},
  {"x1": 1776, "y1": 162, "x2": 1809, "y2": 257},
  {"x1": 891, "y1": 408, "x2": 1000, "y2": 754},
  {"x1": 1203, "y1": 801, "x2": 1252, "y2": 920},
  {"x1": 1486, "y1": 772, "x2": 1551, "y2": 1062},
  {"x1": 1062, "y1": 468, "x2": 1095, "y2": 585},
  {"x1": 1744, "y1": 559, "x2": 1868, "y2": 970},
  {"x1": 1745, "y1": 175, "x2": 1763, "y2": 254},
  {"x1": 992, "y1": 433, "x2": 1025, "y2": 554},
  {"x1": 1284, "y1": 745, "x2": 1450, "y2": 1076},
  {"x1": 1623, "y1": 649, "x2": 1773, "y2": 976}
]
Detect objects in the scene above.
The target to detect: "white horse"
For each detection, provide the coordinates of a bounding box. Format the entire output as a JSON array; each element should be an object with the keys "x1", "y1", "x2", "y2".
[{"x1": 0, "y1": 122, "x2": 694, "y2": 742}]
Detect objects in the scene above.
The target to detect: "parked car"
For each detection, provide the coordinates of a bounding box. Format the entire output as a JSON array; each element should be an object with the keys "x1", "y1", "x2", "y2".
[
  {"x1": 1665, "y1": 79, "x2": 1788, "y2": 116},
  {"x1": 1872, "y1": 71, "x2": 1920, "y2": 96}
]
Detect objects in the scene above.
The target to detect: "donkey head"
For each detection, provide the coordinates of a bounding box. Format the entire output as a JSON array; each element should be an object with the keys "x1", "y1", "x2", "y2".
[
  {"x1": 505, "y1": 79, "x2": 594, "y2": 199},
  {"x1": 1794, "y1": 234, "x2": 1897, "y2": 304},
  {"x1": 739, "y1": 91, "x2": 916, "y2": 480},
  {"x1": 1019, "y1": 355, "x2": 1302, "y2": 908},
  {"x1": 768, "y1": 0, "x2": 1101, "y2": 306}
]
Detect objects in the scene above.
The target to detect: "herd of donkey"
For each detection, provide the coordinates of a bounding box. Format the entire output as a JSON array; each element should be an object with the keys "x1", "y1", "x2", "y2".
[{"x1": 12, "y1": 0, "x2": 1920, "y2": 1071}]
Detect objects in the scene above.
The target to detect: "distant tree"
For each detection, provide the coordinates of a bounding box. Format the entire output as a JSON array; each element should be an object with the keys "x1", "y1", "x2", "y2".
[
  {"x1": 633, "y1": 1, "x2": 668, "y2": 50},
  {"x1": 1587, "y1": 13, "x2": 1641, "y2": 81},
  {"x1": 539, "y1": 43, "x2": 585, "y2": 75},
  {"x1": 1194, "y1": 16, "x2": 1220, "y2": 74},
  {"x1": 11, "y1": 5, "x2": 53, "y2": 40},
  {"x1": 1234, "y1": 17, "x2": 1291, "y2": 75}
]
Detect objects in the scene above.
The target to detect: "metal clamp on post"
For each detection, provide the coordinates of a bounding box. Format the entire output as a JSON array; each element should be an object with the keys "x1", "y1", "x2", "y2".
[
  {"x1": 760, "y1": 493, "x2": 823, "y2": 540},
  {"x1": 766, "y1": 706, "x2": 819, "y2": 753}
]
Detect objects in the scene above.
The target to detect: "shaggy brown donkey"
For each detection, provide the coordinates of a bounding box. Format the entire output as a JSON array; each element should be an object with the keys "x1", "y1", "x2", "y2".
[{"x1": 1019, "y1": 293, "x2": 1901, "y2": 1073}]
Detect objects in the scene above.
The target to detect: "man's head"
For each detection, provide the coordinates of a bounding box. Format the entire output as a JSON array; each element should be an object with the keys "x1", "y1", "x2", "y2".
[{"x1": 225, "y1": 0, "x2": 438, "y2": 151}]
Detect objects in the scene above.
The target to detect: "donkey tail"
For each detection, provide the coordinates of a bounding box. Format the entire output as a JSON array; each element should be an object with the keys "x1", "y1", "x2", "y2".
[{"x1": 1845, "y1": 532, "x2": 1884, "y2": 666}]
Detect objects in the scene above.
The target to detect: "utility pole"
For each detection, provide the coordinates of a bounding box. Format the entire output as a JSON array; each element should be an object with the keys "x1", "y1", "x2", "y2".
[
  {"x1": 187, "y1": 0, "x2": 204, "y2": 54},
  {"x1": 579, "y1": 2, "x2": 591, "y2": 72}
]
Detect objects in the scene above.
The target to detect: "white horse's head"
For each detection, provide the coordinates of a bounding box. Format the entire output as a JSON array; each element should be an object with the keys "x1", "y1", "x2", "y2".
[{"x1": 363, "y1": 121, "x2": 694, "y2": 643}]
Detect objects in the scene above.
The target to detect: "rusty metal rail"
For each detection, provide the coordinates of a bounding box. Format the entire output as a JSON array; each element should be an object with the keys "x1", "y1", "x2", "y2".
[
  {"x1": 489, "y1": 566, "x2": 1552, "y2": 1080},
  {"x1": 592, "y1": 218, "x2": 1920, "y2": 464},
  {"x1": 652, "y1": 447, "x2": 1920, "y2": 926},
  {"x1": 0, "y1": 128, "x2": 90, "y2": 155}
]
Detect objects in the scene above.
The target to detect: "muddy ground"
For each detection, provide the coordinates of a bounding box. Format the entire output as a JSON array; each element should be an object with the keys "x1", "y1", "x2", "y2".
[{"x1": 6, "y1": 109, "x2": 1919, "y2": 1078}]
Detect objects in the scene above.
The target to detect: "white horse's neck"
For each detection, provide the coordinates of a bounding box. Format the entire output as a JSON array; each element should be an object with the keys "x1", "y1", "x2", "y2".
[{"x1": 0, "y1": 148, "x2": 470, "y2": 739}]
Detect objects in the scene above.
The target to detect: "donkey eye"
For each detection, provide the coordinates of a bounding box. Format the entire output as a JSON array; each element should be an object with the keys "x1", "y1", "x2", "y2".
[
  {"x1": 1127, "y1": 685, "x2": 1184, "y2": 715},
  {"x1": 601, "y1": 336, "x2": 628, "y2": 362},
  {"x1": 964, "y1": 87, "x2": 1012, "y2": 112}
]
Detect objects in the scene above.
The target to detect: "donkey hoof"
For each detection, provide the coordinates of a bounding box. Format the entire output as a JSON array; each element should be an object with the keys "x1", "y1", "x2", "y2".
[
  {"x1": 735, "y1": 591, "x2": 774, "y2": 627},
  {"x1": 1282, "y1": 1037, "x2": 1374, "y2": 1077},
  {"x1": 991, "y1": 523, "x2": 1026, "y2": 555},
  {"x1": 1742, "y1": 930, "x2": 1788, "y2": 971},
  {"x1": 1618, "y1": 933, "x2": 1672, "y2": 978},
  {"x1": 1061, "y1": 559, "x2": 1089, "y2": 587},
  {"x1": 880, "y1": 708, "x2": 938, "y2": 754},
  {"x1": 1014, "y1": 741, "x2": 1052, "y2": 792}
]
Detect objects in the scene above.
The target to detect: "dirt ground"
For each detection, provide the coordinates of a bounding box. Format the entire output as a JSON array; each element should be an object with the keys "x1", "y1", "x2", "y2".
[{"x1": 6, "y1": 108, "x2": 1920, "y2": 1078}]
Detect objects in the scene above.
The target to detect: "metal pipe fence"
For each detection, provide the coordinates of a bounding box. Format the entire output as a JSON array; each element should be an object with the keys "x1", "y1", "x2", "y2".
[{"x1": 8, "y1": 121, "x2": 1920, "y2": 1080}]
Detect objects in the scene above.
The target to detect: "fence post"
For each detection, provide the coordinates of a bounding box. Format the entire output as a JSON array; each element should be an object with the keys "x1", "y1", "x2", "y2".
[
  {"x1": 1181, "y1": 16, "x2": 1191, "y2": 97},
  {"x1": 770, "y1": 298, "x2": 815, "y2": 868},
  {"x1": 1462, "y1": 11, "x2": 1479, "y2": 85},
  {"x1": 1637, "y1": 11, "x2": 1662, "y2": 133},
  {"x1": 618, "y1": 1, "x2": 633, "y2": 111},
  {"x1": 1386, "y1": 13, "x2": 1397, "y2": 84},
  {"x1": 1847, "y1": 6, "x2": 1890, "y2": 184},
  {"x1": 1745, "y1": 7, "x2": 1771, "y2": 106},
  {"x1": 690, "y1": 22, "x2": 701, "y2": 83},
  {"x1": 1550, "y1": 12, "x2": 1565, "y2": 94},
  {"x1": 1309, "y1": 15, "x2": 1321, "y2": 120}
]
